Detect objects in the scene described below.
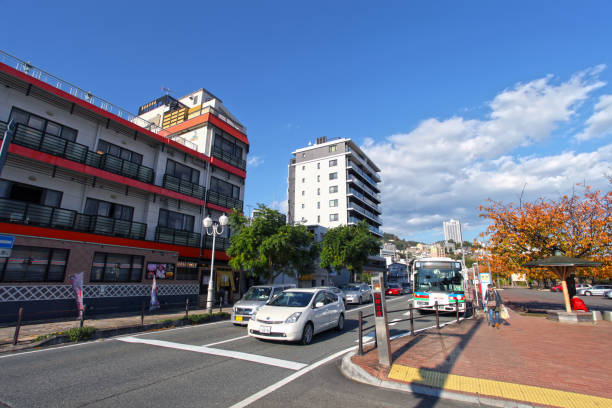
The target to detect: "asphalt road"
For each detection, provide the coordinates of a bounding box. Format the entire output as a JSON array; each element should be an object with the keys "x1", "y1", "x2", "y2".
[
  {"x1": 502, "y1": 287, "x2": 612, "y2": 312},
  {"x1": 0, "y1": 295, "x2": 473, "y2": 408}
]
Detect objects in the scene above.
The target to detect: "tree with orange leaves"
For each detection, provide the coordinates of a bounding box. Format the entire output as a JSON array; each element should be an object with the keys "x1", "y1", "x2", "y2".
[{"x1": 479, "y1": 183, "x2": 611, "y2": 281}]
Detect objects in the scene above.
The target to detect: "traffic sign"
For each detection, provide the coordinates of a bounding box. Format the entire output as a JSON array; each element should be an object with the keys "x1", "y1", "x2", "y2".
[{"x1": 0, "y1": 235, "x2": 14, "y2": 258}]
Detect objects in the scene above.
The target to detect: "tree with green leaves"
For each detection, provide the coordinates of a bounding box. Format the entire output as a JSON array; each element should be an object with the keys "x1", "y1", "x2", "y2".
[
  {"x1": 319, "y1": 220, "x2": 381, "y2": 282},
  {"x1": 226, "y1": 204, "x2": 318, "y2": 283}
]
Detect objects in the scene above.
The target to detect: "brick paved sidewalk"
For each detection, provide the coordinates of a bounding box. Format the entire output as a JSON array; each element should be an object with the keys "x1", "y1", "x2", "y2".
[{"x1": 350, "y1": 305, "x2": 612, "y2": 407}]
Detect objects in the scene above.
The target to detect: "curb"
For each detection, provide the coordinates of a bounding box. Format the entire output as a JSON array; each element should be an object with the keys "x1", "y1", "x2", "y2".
[{"x1": 340, "y1": 352, "x2": 537, "y2": 408}]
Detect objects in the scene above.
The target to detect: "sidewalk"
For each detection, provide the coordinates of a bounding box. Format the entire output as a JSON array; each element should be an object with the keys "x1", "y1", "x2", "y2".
[
  {"x1": 0, "y1": 305, "x2": 233, "y2": 354},
  {"x1": 343, "y1": 292, "x2": 612, "y2": 408}
]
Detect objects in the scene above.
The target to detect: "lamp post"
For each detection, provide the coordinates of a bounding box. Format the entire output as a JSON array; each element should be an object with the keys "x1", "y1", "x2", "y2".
[{"x1": 203, "y1": 213, "x2": 229, "y2": 315}]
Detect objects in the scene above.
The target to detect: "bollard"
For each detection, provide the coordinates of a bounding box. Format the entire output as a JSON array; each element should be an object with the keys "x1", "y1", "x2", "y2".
[
  {"x1": 358, "y1": 311, "x2": 363, "y2": 356},
  {"x1": 456, "y1": 298, "x2": 460, "y2": 323},
  {"x1": 435, "y1": 301, "x2": 440, "y2": 329},
  {"x1": 80, "y1": 312, "x2": 84, "y2": 328},
  {"x1": 13, "y1": 307, "x2": 23, "y2": 345},
  {"x1": 141, "y1": 302, "x2": 145, "y2": 326},
  {"x1": 185, "y1": 298, "x2": 190, "y2": 319},
  {"x1": 409, "y1": 306, "x2": 415, "y2": 336}
]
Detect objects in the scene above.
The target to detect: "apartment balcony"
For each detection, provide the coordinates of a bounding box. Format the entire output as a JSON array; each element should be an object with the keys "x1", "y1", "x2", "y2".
[
  {"x1": 346, "y1": 160, "x2": 379, "y2": 191},
  {"x1": 203, "y1": 235, "x2": 230, "y2": 251},
  {"x1": 347, "y1": 187, "x2": 381, "y2": 214},
  {"x1": 212, "y1": 145, "x2": 247, "y2": 170},
  {"x1": 2, "y1": 122, "x2": 155, "y2": 184},
  {"x1": 155, "y1": 226, "x2": 200, "y2": 247},
  {"x1": 162, "y1": 174, "x2": 206, "y2": 200},
  {"x1": 206, "y1": 190, "x2": 243, "y2": 212},
  {"x1": 347, "y1": 149, "x2": 381, "y2": 182},
  {"x1": 0, "y1": 198, "x2": 147, "y2": 240},
  {"x1": 347, "y1": 176, "x2": 380, "y2": 201},
  {"x1": 348, "y1": 216, "x2": 383, "y2": 236},
  {"x1": 347, "y1": 200, "x2": 382, "y2": 224}
]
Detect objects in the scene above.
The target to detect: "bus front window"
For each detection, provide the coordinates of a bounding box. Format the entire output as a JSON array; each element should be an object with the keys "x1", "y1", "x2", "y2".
[{"x1": 415, "y1": 269, "x2": 464, "y2": 293}]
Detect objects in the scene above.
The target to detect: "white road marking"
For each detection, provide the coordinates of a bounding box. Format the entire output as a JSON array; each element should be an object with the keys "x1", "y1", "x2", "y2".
[
  {"x1": 202, "y1": 335, "x2": 249, "y2": 347},
  {"x1": 118, "y1": 336, "x2": 306, "y2": 371},
  {"x1": 354, "y1": 332, "x2": 376, "y2": 343}
]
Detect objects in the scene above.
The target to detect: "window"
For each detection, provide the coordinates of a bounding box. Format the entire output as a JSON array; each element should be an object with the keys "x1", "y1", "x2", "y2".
[
  {"x1": 301, "y1": 203, "x2": 305, "y2": 209},
  {"x1": 91, "y1": 252, "x2": 143, "y2": 282},
  {"x1": 158, "y1": 209, "x2": 195, "y2": 231},
  {"x1": 317, "y1": 163, "x2": 320, "y2": 169},
  {"x1": 317, "y1": 188, "x2": 320, "y2": 195},
  {"x1": 302, "y1": 191, "x2": 305, "y2": 196},
  {"x1": 210, "y1": 177, "x2": 240, "y2": 199},
  {"x1": 330, "y1": 213, "x2": 339, "y2": 221},
  {"x1": 166, "y1": 159, "x2": 200, "y2": 184},
  {"x1": 0, "y1": 179, "x2": 62, "y2": 207},
  {"x1": 317, "y1": 215, "x2": 320, "y2": 223},
  {"x1": 317, "y1": 202, "x2": 320, "y2": 209},
  {"x1": 329, "y1": 185, "x2": 338, "y2": 193},
  {"x1": 84, "y1": 198, "x2": 134, "y2": 221},
  {"x1": 329, "y1": 172, "x2": 338, "y2": 180},
  {"x1": 329, "y1": 145, "x2": 337, "y2": 152},
  {"x1": 214, "y1": 134, "x2": 244, "y2": 159},
  {"x1": 193, "y1": 95, "x2": 199, "y2": 105},
  {"x1": 302, "y1": 166, "x2": 305, "y2": 170},
  {"x1": 176, "y1": 260, "x2": 199, "y2": 280},
  {"x1": 329, "y1": 159, "x2": 337, "y2": 167},
  {"x1": 0, "y1": 246, "x2": 68, "y2": 282},
  {"x1": 97, "y1": 140, "x2": 143, "y2": 165},
  {"x1": 317, "y1": 175, "x2": 320, "y2": 182},
  {"x1": 9, "y1": 107, "x2": 77, "y2": 142},
  {"x1": 302, "y1": 178, "x2": 305, "y2": 183},
  {"x1": 329, "y1": 199, "x2": 338, "y2": 207}
]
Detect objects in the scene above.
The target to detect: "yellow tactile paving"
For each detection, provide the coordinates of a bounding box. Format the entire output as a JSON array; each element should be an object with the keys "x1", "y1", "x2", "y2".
[{"x1": 388, "y1": 364, "x2": 612, "y2": 408}]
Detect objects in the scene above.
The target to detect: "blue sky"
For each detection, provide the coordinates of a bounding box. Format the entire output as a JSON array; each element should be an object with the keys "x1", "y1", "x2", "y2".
[{"x1": 2, "y1": 1, "x2": 611, "y2": 243}]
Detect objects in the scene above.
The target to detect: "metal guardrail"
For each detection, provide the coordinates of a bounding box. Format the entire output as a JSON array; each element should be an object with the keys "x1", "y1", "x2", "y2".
[{"x1": 162, "y1": 174, "x2": 206, "y2": 200}]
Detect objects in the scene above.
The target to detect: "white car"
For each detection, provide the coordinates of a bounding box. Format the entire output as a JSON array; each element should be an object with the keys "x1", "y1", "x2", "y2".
[
  {"x1": 247, "y1": 288, "x2": 345, "y2": 345},
  {"x1": 579, "y1": 285, "x2": 612, "y2": 296}
]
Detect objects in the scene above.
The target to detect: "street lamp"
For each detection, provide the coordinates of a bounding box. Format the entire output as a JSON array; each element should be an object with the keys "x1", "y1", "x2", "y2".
[{"x1": 203, "y1": 213, "x2": 229, "y2": 315}]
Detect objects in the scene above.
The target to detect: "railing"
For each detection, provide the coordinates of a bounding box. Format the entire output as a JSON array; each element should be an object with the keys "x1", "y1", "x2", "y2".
[
  {"x1": 0, "y1": 50, "x2": 198, "y2": 151},
  {"x1": 347, "y1": 149, "x2": 381, "y2": 182},
  {"x1": 185, "y1": 104, "x2": 247, "y2": 134},
  {"x1": 203, "y1": 235, "x2": 230, "y2": 251},
  {"x1": 346, "y1": 160, "x2": 379, "y2": 189},
  {"x1": 162, "y1": 174, "x2": 206, "y2": 200},
  {"x1": 2, "y1": 122, "x2": 155, "y2": 184},
  {"x1": 212, "y1": 145, "x2": 247, "y2": 170},
  {"x1": 348, "y1": 187, "x2": 381, "y2": 213},
  {"x1": 154, "y1": 226, "x2": 200, "y2": 247},
  {"x1": 348, "y1": 216, "x2": 382, "y2": 235},
  {"x1": 347, "y1": 176, "x2": 380, "y2": 201},
  {"x1": 0, "y1": 198, "x2": 146, "y2": 240},
  {"x1": 207, "y1": 190, "x2": 243, "y2": 211},
  {"x1": 347, "y1": 200, "x2": 381, "y2": 224}
]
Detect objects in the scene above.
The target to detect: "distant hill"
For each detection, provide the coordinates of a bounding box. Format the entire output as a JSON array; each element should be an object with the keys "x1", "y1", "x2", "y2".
[{"x1": 381, "y1": 232, "x2": 421, "y2": 250}]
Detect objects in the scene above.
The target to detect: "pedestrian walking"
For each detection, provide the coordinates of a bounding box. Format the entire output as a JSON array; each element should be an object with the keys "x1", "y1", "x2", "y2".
[{"x1": 484, "y1": 284, "x2": 503, "y2": 329}]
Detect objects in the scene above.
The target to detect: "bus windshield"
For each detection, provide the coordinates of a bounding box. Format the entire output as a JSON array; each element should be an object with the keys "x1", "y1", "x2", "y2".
[{"x1": 415, "y1": 268, "x2": 464, "y2": 293}]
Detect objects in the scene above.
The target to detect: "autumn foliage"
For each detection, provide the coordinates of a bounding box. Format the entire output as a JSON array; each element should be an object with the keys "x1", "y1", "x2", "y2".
[{"x1": 479, "y1": 184, "x2": 611, "y2": 280}]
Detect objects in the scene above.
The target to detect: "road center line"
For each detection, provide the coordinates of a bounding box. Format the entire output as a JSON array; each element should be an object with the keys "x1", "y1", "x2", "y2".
[{"x1": 118, "y1": 336, "x2": 307, "y2": 371}]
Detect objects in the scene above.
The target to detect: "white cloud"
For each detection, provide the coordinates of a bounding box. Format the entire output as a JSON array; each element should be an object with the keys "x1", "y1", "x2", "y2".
[
  {"x1": 362, "y1": 67, "x2": 611, "y2": 242},
  {"x1": 577, "y1": 94, "x2": 612, "y2": 141},
  {"x1": 269, "y1": 199, "x2": 288, "y2": 214},
  {"x1": 247, "y1": 156, "x2": 263, "y2": 168}
]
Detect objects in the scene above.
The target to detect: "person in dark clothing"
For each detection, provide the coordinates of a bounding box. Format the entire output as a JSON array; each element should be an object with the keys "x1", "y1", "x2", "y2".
[
  {"x1": 565, "y1": 274, "x2": 577, "y2": 300},
  {"x1": 484, "y1": 284, "x2": 503, "y2": 328}
]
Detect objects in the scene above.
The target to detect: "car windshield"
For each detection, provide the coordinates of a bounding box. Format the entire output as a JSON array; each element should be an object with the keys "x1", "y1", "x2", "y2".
[
  {"x1": 415, "y1": 268, "x2": 464, "y2": 293},
  {"x1": 268, "y1": 291, "x2": 314, "y2": 307},
  {"x1": 388, "y1": 284, "x2": 400, "y2": 289},
  {"x1": 340, "y1": 284, "x2": 360, "y2": 291},
  {"x1": 242, "y1": 287, "x2": 272, "y2": 301}
]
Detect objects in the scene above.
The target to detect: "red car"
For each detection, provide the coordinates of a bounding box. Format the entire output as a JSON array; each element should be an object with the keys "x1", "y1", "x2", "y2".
[
  {"x1": 385, "y1": 284, "x2": 404, "y2": 296},
  {"x1": 550, "y1": 284, "x2": 563, "y2": 292}
]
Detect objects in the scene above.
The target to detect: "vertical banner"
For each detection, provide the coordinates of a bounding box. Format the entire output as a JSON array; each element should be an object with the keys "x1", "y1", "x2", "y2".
[
  {"x1": 150, "y1": 275, "x2": 160, "y2": 311},
  {"x1": 70, "y1": 272, "x2": 84, "y2": 318}
]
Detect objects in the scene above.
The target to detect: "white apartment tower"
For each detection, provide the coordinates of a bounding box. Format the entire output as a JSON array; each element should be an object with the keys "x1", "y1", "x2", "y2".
[
  {"x1": 443, "y1": 219, "x2": 462, "y2": 243},
  {"x1": 288, "y1": 137, "x2": 382, "y2": 236}
]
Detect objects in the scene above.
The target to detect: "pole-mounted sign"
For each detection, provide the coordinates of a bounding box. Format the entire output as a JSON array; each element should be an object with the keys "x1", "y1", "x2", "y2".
[{"x1": 371, "y1": 272, "x2": 392, "y2": 367}]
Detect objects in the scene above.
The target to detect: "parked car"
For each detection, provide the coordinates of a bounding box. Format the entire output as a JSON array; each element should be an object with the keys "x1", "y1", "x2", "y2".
[
  {"x1": 316, "y1": 286, "x2": 345, "y2": 304},
  {"x1": 385, "y1": 283, "x2": 404, "y2": 296},
  {"x1": 247, "y1": 288, "x2": 345, "y2": 345},
  {"x1": 604, "y1": 290, "x2": 612, "y2": 299},
  {"x1": 340, "y1": 283, "x2": 372, "y2": 304},
  {"x1": 231, "y1": 284, "x2": 295, "y2": 325},
  {"x1": 401, "y1": 282, "x2": 413, "y2": 294},
  {"x1": 578, "y1": 285, "x2": 612, "y2": 296}
]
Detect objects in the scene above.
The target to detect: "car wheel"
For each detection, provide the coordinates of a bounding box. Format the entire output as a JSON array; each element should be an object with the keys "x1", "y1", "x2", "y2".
[
  {"x1": 301, "y1": 322, "x2": 314, "y2": 345},
  {"x1": 336, "y1": 314, "x2": 344, "y2": 331},
  {"x1": 586, "y1": 291, "x2": 592, "y2": 296}
]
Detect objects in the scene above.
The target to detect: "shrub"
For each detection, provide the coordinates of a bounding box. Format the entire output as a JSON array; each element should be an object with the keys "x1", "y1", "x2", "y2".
[{"x1": 66, "y1": 326, "x2": 96, "y2": 342}]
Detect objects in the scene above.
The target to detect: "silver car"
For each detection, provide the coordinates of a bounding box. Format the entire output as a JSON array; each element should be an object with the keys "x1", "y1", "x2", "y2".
[
  {"x1": 340, "y1": 283, "x2": 372, "y2": 305},
  {"x1": 232, "y1": 284, "x2": 295, "y2": 325},
  {"x1": 604, "y1": 290, "x2": 612, "y2": 299},
  {"x1": 578, "y1": 284, "x2": 612, "y2": 296},
  {"x1": 316, "y1": 286, "x2": 345, "y2": 304}
]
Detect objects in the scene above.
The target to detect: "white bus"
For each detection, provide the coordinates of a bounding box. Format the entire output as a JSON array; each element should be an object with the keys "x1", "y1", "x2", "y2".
[{"x1": 410, "y1": 257, "x2": 467, "y2": 312}]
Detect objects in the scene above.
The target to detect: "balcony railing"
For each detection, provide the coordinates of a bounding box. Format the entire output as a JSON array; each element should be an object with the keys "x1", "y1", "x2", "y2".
[
  {"x1": 155, "y1": 226, "x2": 200, "y2": 247},
  {"x1": 207, "y1": 190, "x2": 243, "y2": 211},
  {"x1": 347, "y1": 200, "x2": 382, "y2": 224},
  {"x1": 0, "y1": 50, "x2": 198, "y2": 151},
  {"x1": 162, "y1": 174, "x2": 206, "y2": 200},
  {"x1": 212, "y1": 145, "x2": 247, "y2": 170},
  {"x1": 346, "y1": 160, "x2": 379, "y2": 190},
  {"x1": 0, "y1": 198, "x2": 146, "y2": 240},
  {"x1": 347, "y1": 176, "x2": 380, "y2": 200},
  {"x1": 348, "y1": 187, "x2": 381, "y2": 214},
  {"x1": 347, "y1": 149, "x2": 381, "y2": 182},
  {"x1": 203, "y1": 235, "x2": 230, "y2": 251},
  {"x1": 2, "y1": 122, "x2": 155, "y2": 184},
  {"x1": 348, "y1": 216, "x2": 382, "y2": 236}
]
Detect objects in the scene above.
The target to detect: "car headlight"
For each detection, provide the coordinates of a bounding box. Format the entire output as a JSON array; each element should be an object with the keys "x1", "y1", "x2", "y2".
[{"x1": 285, "y1": 312, "x2": 302, "y2": 324}]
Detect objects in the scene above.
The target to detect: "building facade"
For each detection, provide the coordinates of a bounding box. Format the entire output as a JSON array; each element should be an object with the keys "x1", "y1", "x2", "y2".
[
  {"x1": 0, "y1": 51, "x2": 248, "y2": 322},
  {"x1": 287, "y1": 137, "x2": 382, "y2": 236},
  {"x1": 443, "y1": 219, "x2": 462, "y2": 243}
]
